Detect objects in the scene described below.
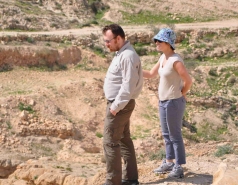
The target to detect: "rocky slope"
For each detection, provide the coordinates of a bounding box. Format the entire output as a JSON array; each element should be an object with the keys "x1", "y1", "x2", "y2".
[
  {"x1": 1, "y1": 0, "x2": 238, "y2": 31},
  {"x1": 0, "y1": 0, "x2": 107, "y2": 31}
]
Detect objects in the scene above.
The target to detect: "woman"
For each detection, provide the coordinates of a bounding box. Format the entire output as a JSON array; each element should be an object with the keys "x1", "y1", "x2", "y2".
[{"x1": 143, "y1": 28, "x2": 192, "y2": 178}]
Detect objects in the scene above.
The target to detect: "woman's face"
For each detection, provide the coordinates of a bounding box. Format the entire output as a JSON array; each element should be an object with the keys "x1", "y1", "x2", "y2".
[{"x1": 154, "y1": 39, "x2": 171, "y2": 52}]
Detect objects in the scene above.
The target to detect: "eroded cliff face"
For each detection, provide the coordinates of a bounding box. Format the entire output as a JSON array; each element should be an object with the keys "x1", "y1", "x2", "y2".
[
  {"x1": 0, "y1": 46, "x2": 81, "y2": 70},
  {"x1": 0, "y1": 28, "x2": 238, "y2": 71}
]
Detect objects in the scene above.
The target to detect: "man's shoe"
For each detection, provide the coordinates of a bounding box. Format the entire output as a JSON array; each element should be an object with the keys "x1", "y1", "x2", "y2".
[
  {"x1": 168, "y1": 165, "x2": 184, "y2": 178},
  {"x1": 122, "y1": 179, "x2": 139, "y2": 185},
  {"x1": 153, "y1": 159, "x2": 175, "y2": 174}
]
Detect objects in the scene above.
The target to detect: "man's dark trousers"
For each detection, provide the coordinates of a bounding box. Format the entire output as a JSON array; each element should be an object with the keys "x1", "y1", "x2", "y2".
[{"x1": 103, "y1": 99, "x2": 138, "y2": 185}]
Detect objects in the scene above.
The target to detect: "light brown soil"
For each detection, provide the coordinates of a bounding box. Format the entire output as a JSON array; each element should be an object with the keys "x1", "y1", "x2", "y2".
[{"x1": 0, "y1": 0, "x2": 238, "y2": 184}]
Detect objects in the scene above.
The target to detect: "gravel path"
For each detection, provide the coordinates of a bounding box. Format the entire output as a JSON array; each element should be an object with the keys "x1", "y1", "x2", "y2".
[{"x1": 0, "y1": 19, "x2": 237, "y2": 36}]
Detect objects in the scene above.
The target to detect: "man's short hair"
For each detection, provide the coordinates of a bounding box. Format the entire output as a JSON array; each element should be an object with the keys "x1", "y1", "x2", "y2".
[{"x1": 102, "y1": 24, "x2": 125, "y2": 39}]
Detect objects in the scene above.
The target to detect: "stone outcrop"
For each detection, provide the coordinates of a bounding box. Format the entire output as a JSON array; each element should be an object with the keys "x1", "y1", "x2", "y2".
[
  {"x1": 0, "y1": 46, "x2": 81, "y2": 70},
  {"x1": 0, "y1": 159, "x2": 20, "y2": 178},
  {"x1": 213, "y1": 162, "x2": 238, "y2": 185},
  {"x1": 17, "y1": 119, "x2": 76, "y2": 139},
  {"x1": 0, "y1": 28, "x2": 238, "y2": 71},
  {"x1": 0, "y1": 159, "x2": 89, "y2": 185}
]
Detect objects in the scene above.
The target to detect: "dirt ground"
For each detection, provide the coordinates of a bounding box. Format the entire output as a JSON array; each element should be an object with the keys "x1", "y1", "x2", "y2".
[
  {"x1": 1, "y1": 66, "x2": 237, "y2": 185},
  {"x1": 0, "y1": 0, "x2": 238, "y2": 184}
]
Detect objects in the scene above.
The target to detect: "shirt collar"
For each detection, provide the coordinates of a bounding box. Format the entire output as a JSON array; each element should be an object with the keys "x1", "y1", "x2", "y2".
[{"x1": 115, "y1": 41, "x2": 130, "y2": 56}]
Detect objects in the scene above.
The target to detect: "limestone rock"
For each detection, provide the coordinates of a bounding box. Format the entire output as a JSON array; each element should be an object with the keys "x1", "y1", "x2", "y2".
[
  {"x1": 213, "y1": 162, "x2": 238, "y2": 185},
  {"x1": 0, "y1": 159, "x2": 18, "y2": 178},
  {"x1": 63, "y1": 175, "x2": 88, "y2": 185}
]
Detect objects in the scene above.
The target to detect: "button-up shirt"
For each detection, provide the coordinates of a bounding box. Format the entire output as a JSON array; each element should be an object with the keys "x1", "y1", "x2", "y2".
[{"x1": 103, "y1": 41, "x2": 143, "y2": 113}]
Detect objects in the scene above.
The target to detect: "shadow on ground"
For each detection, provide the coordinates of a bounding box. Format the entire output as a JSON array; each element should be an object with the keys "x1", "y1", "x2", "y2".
[{"x1": 141, "y1": 172, "x2": 213, "y2": 185}]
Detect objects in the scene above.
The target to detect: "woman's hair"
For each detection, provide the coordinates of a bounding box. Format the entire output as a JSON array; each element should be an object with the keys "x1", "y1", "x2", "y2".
[{"x1": 102, "y1": 24, "x2": 125, "y2": 39}]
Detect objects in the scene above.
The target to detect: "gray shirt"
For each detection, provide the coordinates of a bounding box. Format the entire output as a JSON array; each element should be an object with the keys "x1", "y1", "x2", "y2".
[
  {"x1": 158, "y1": 53, "x2": 183, "y2": 101},
  {"x1": 103, "y1": 41, "x2": 143, "y2": 113}
]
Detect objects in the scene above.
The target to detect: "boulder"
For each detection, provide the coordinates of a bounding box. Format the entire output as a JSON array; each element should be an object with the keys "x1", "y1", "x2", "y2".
[{"x1": 213, "y1": 162, "x2": 238, "y2": 185}]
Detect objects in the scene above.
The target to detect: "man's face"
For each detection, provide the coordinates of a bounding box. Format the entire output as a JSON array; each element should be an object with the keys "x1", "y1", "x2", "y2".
[{"x1": 103, "y1": 30, "x2": 119, "y2": 52}]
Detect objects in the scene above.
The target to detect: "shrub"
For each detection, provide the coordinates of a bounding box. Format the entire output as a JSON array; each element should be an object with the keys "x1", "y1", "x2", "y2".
[
  {"x1": 96, "y1": 132, "x2": 103, "y2": 138},
  {"x1": 18, "y1": 102, "x2": 35, "y2": 113},
  {"x1": 208, "y1": 68, "x2": 218, "y2": 76},
  {"x1": 135, "y1": 47, "x2": 147, "y2": 56},
  {"x1": 149, "y1": 149, "x2": 166, "y2": 161},
  {"x1": 27, "y1": 37, "x2": 34, "y2": 43},
  {"x1": 214, "y1": 145, "x2": 233, "y2": 157}
]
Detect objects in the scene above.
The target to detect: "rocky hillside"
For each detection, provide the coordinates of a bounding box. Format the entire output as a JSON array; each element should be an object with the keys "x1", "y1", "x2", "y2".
[
  {"x1": 0, "y1": 0, "x2": 238, "y2": 185},
  {"x1": 1, "y1": 0, "x2": 238, "y2": 31},
  {"x1": 0, "y1": 0, "x2": 107, "y2": 30}
]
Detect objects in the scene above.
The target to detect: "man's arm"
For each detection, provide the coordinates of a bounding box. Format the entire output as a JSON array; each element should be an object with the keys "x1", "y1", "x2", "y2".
[{"x1": 110, "y1": 58, "x2": 139, "y2": 115}]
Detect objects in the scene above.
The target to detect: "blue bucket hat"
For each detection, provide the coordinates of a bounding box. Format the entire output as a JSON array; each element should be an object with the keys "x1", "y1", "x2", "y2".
[{"x1": 153, "y1": 28, "x2": 176, "y2": 49}]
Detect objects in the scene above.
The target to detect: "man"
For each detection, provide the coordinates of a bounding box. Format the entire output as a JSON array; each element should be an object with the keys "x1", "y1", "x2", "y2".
[{"x1": 102, "y1": 24, "x2": 143, "y2": 185}]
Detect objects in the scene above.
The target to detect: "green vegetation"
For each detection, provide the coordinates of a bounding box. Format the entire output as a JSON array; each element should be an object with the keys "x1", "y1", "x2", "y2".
[
  {"x1": 15, "y1": 0, "x2": 48, "y2": 15},
  {"x1": 56, "y1": 165, "x2": 72, "y2": 172},
  {"x1": 6, "y1": 121, "x2": 12, "y2": 130},
  {"x1": 134, "y1": 45, "x2": 148, "y2": 56},
  {"x1": 206, "y1": 66, "x2": 238, "y2": 93},
  {"x1": 90, "y1": 45, "x2": 106, "y2": 58},
  {"x1": 208, "y1": 68, "x2": 218, "y2": 77},
  {"x1": 141, "y1": 103, "x2": 159, "y2": 122},
  {"x1": 75, "y1": 57, "x2": 106, "y2": 72},
  {"x1": 8, "y1": 90, "x2": 33, "y2": 95},
  {"x1": 55, "y1": 2, "x2": 62, "y2": 10},
  {"x1": 121, "y1": 10, "x2": 195, "y2": 25},
  {"x1": 196, "y1": 122, "x2": 227, "y2": 141},
  {"x1": 142, "y1": 59, "x2": 158, "y2": 71},
  {"x1": 78, "y1": 0, "x2": 110, "y2": 27},
  {"x1": 18, "y1": 102, "x2": 35, "y2": 114},
  {"x1": 182, "y1": 130, "x2": 199, "y2": 143},
  {"x1": 184, "y1": 59, "x2": 200, "y2": 70},
  {"x1": 149, "y1": 149, "x2": 166, "y2": 161},
  {"x1": 75, "y1": 61, "x2": 102, "y2": 71},
  {"x1": 57, "y1": 40, "x2": 72, "y2": 48},
  {"x1": 131, "y1": 125, "x2": 152, "y2": 140},
  {"x1": 96, "y1": 132, "x2": 103, "y2": 138},
  {"x1": 214, "y1": 145, "x2": 233, "y2": 157},
  {"x1": 30, "y1": 143, "x2": 54, "y2": 156},
  {"x1": 66, "y1": 167, "x2": 72, "y2": 172},
  {"x1": 27, "y1": 37, "x2": 35, "y2": 43},
  {"x1": 179, "y1": 38, "x2": 190, "y2": 48},
  {"x1": 182, "y1": 119, "x2": 231, "y2": 142},
  {"x1": 121, "y1": 2, "x2": 136, "y2": 9},
  {"x1": 193, "y1": 43, "x2": 207, "y2": 49},
  {"x1": 202, "y1": 32, "x2": 218, "y2": 42},
  {"x1": 28, "y1": 63, "x2": 67, "y2": 71}
]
